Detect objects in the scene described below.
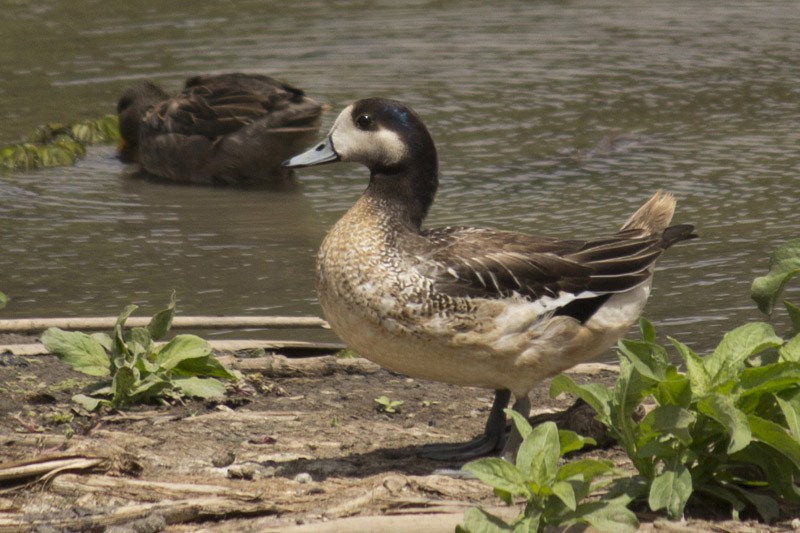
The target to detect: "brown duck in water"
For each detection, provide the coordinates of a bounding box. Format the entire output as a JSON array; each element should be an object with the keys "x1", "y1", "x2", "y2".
[
  {"x1": 117, "y1": 73, "x2": 324, "y2": 186},
  {"x1": 284, "y1": 98, "x2": 696, "y2": 462}
]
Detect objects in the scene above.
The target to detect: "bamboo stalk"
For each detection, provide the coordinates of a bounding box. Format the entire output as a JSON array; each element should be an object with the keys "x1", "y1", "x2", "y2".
[{"x1": 0, "y1": 315, "x2": 328, "y2": 333}]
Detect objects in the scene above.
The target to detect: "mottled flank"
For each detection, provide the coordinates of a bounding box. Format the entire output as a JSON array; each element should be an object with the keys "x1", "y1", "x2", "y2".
[
  {"x1": 117, "y1": 73, "x2": 324, "y2": 185},
  {"x1": 286, "y1": 98, "x2": 696, "y2": 459}
]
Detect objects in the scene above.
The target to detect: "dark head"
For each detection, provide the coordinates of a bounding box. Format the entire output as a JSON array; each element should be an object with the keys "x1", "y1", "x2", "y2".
[
  {"x1": 116, "y1": 81, "x2": 168, "y2": 163},
  {"x1": 284, "y1": 98, "x2": 438, "y2": 229}
]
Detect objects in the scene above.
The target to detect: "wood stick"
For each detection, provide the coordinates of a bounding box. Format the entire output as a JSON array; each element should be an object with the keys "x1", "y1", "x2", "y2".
[
  {"x1": 255, "y1": 508, "x2": 520, "y2": 533},
  {"x1": 0, "y1": 456, "x2": 106, "y2": 483},
  {"x1": 0, "y1": 315, "x2": 328, "y2": 333},
  {"x1": 0, "y1": 339, "x2": 344, "y2": 357},
  {"x1": 217, "y1": 353, "x2": 381, "y2": 377},
  {"x1": 49, "y1": 473, "x2": 258, "y2": 502},
  {"x1": 0, "y1": 496, "x2": 280, "y2": 533}
]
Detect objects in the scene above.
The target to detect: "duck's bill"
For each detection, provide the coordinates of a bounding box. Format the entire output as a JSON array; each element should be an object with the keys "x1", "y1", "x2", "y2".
[{"x1": 283, "y1": 137, "x2": 339, "y2": 168}]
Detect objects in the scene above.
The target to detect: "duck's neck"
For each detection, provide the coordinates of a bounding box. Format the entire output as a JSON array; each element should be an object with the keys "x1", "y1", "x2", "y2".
[{"x1": 364, "y1": 147, "x2": 438, "y2": 232}]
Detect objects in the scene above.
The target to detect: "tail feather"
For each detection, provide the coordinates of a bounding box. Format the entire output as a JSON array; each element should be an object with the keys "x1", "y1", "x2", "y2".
[
  {"x1": 621, "y1": 190, "x2": 676, "y2": 235},
  {"x1": 621, "y1": 191, "x2": 697, "y2": 247}
]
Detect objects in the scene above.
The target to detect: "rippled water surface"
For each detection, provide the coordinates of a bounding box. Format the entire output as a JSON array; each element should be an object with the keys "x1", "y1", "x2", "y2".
[{"x1": 1, "y1": 1, "x2": 799, "y2": 351}]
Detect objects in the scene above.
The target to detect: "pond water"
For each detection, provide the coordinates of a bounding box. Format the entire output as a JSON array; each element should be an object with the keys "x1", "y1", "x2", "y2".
[{"x1": 1, "y1": 1, "x2": 798, "y2": 353}]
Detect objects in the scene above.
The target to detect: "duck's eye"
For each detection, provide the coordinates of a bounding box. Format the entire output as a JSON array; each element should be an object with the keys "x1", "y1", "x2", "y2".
[{"x1": 355, "y1": 114, "x2": 374, "y2": 130}]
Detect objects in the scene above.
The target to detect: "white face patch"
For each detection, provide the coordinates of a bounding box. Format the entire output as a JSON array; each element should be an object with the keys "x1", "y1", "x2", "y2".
[{"x1": 328, "y1": 105, "x2": 408, "y2": 167}]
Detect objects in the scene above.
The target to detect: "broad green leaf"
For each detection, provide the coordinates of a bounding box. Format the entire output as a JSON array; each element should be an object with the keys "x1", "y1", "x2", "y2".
[
  {"x1": 786, "y1": 301, "x2": 800, "y2": 336},
  {"x1": 564, "y1": 501, "x2": 639, "y2": 533},
  {"x1": 511, "y1": 516, "x2": 539, "y2": 533},
  {"x1": 737, "y1": 362, "x2": 800, "y2": 399},
  {"x1": 779, "y1": 334, "x2": 800, "y2": 362},
  {"x1": 694, "y1": 484, "x2": 746, "y2": 520},
  {"x1": 462, "y1": 458, "x2": 529, "y2": 496},
  {"x1": 550, "y1": 374, "x2": 611, "y2": 424},
  {"x1": 705, "y1": 323, "x2": 782, "y2": 385},
  {"x1": 111, "y1": 366, "x2": 136, "y2": 407},
  {"x1": 638, "y1": 405, "x2": 697, "y2": 447},
  {"x1": 731, "y1": 443, "x2": 800, "y2": 504},
  {"x1": 557, "y1": 458, "x2": 614, "y2": 484},
  {"x1": 551, "y1": 480, "x2": 577, "y2": 511},
  {"x1": 131, "y1": 374, "x2": 171, "y2": 400},
  {"x1": 654, "y1": 369, "x2": 692, "y2": 408},
  {"x1": 749, "y1": 414, "x2": 800, "y2": 470},
  {"x1": 639, "y1": 317, "x2": 656, "y2": 344},
  {"x1": 113, "y1": 304, "x2": 138, "y2": 357},
  {"x1": 648, "y1": 463, "x2": 692, "y2": 519},
  {"x1": 505, "y1": 408, "x2": 533, "y2": 440},
  {"x1": 602, "y1": 476, "x2": 649, "y2": 507},
  {"x1": 696, "y1": 394, "x2": 751, "y2": 453},
  {"x1": 459, "y1": 507, "x2": 514, "y2": 533},
  {"x1": 613, "y1": 357, "x2": 655, "y2": 423},
  {"x1": 0, "y1": 290, "x2": 7, "y2": 309},
  {"x1": 154, "y1": 335, "x2": 212, "y2": 370},
  {"x1": 42, "y1": 328, "x2": 110, "y2": 377},
  {"x1": 617, "y1": 338, "x2": 668, "y2": 381},
  {"x1": 171, "y1": 352, "x2": 236, "y2": 379},
  {"x1": 172, "y1": 376, "x2": 227, "y2": 399},
  {"x1": 727, "y1": 485, "x2": 780, "y2": 524},
  {"x1": 91, "y1": 332, "x2": 113, "y2": 352},
  {"x1": 71, "y1": 393, "x2": 106, "y2": 411},
  {"x1": 670, "y1": 338, "x2": 710, "y2": 396},
  {"x1": 751, "y1": 239, "x2": 800, "y2": 315},
  {"x1": 493, "y1": 488, "x2": 513, "y2": 506},
  {"x1": 635, "y1": 439, "x2": 678, "y2": 461},
  {"x1": 126, "y1": 327, "x2": 153, "y2": 353},
  {"x1": 558, "y1": 430, "x2": 596, "y2": 455},
  {"x1": 517, "y1": 421, "x2": 559, "y2": 486},
  {"x1": 126, "y1": 327, "x2": 152, "y2": 366},
  {"x1": 147, "y1": 293, "x2": 175, "y2": 340},
  {"x1": 777, "y1": 396, "x2": 800, "y2": 441}
]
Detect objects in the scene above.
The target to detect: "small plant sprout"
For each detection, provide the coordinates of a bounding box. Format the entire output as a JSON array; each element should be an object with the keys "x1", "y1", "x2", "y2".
[
  {"x1": 42, "y1": 293, "x2": 238, "y2": 411},
  {"x1": 374, "y1": 395, "x2": 404, "y2": 414},
  {"x1": 459, "y1": 410, "x2": 637, "y2": 533}
]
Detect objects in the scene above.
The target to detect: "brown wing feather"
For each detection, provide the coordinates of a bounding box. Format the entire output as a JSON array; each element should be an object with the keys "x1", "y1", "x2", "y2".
[
  {"x1": 419, "y1": 217, "x2": 694, "y2": 302},
  {"x1": 145, "y1": 73, "x2": 322, "y2": 140}
]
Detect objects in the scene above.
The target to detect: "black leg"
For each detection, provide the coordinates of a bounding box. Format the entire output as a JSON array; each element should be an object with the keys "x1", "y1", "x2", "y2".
[{"x1": 421, "y1": 389, "x2": 511, "y2": 461}]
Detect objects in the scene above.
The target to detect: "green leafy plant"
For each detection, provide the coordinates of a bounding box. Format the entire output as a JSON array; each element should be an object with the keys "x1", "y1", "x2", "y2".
[
  {"x1": 0, "y1": 290, "x2": 7, "y2": 310},
  {"x1": 752, "y1": 238, "x2": 800, "y2": 334},
  {"x1": 374, "y1": 395, "x2": 404, "y2": 414},
  {"x1": 42, "y1": 294, "x2": 237, "y2": 411},
  {"x1": 459, "y1": 411, "x2": 638, "y2": 533},
  {"x1": 68, "y1": 114, "x2": 120, "y2": 144},
  {"x1": 550, "y1": 240, "x2": 800, "y2": 522},
  {"x1": 0, "y1": 114, "x2": 119, "y2": 171}
]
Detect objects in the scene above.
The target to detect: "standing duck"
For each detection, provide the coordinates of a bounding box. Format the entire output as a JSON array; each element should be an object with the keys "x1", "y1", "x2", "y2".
[
  {"x1": 117, "y1": 73, "x2": 324, "y2": 186},
  {"x1": 284, "y1": 98, "x2": 696, "y2": 461}
]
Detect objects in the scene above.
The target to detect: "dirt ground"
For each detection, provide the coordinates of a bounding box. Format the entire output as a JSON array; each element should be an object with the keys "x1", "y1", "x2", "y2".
[{"x1": 1, "y1": 334, "x2": 797, "y2": 532}]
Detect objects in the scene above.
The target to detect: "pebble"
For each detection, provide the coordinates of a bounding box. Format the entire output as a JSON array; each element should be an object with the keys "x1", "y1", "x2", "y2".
[
  {"x1": 211, "y1": 451, "x2": 236, "y2": 468},
  {"x1": 227, "y1": 463, "x2": 258, "y2": 480},
  {"x1": 294, "y1": 472, "x2": 313, "y2": 484}
]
